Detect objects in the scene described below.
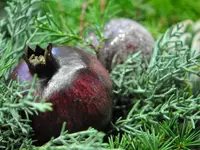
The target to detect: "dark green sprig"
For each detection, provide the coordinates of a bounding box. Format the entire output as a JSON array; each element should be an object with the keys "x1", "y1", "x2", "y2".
[
  {"x1": 108, "y1": 118, "x2": 200, "y2": 150},
  {"x1": 2, "y1": 0, "x2": 200, "y2": 150},
  {"x1": 0, "y1": 20, "x2": 16, "y2": 78},
  {"x1": 0, "y1": 0, "x2": 53, "y2": 149},
  {"x1": 33, "y1": 0, "x2": 121, "y2": 56},
  {"x1": 32, "y1": 125, "x2": 112, "y2": 150},
  {"x1": 0, "y1": 1, "x2": 122, "y2": 149},
  {"x1": 0, "y1": 0, "x2": 43, "y2": 80},
  {"x1": 0, "y1": 77, "x2": 52, "y2": 150},
  {"x1": 111, "y1": 22, "x2": 200, "y2": 142}
]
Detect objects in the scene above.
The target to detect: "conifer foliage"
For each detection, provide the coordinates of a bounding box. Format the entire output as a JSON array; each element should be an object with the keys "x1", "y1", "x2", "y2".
[{"x1": 1, "y1": 0, "x2": 200, "y2": 149}]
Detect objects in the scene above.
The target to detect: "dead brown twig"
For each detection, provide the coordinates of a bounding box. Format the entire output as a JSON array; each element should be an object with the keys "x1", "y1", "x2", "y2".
[
  {"x1": 80, "y1": 2, "x2": 89, "y2": 36},
  {"x1": 79, "y1": 0, "x2": 107, "y2": 36},
  {"x1": 100, "y1": 0, "x2": 107, "y2": 13}
]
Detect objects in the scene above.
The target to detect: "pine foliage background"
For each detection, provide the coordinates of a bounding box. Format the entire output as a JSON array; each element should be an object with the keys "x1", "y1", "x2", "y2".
[{"x1": 1, "y1": 0, "x2": 200, "y2": 149}]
